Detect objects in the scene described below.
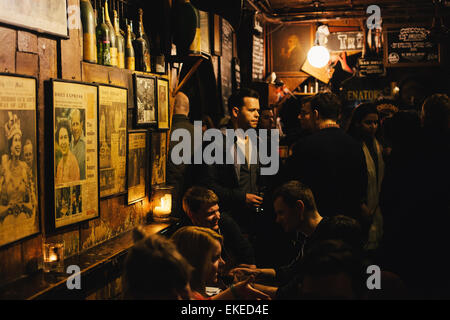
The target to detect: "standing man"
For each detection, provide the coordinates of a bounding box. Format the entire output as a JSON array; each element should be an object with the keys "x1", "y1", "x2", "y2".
[
  {"x1": 287, "y1": 93, "x2": 367, "y2": 224},
  {"x1": 200, "y1": 88, "x2": 263, "y2": 237},
  {"x1": 70, "y1": 109, "x2": 86, "y2": 180}
]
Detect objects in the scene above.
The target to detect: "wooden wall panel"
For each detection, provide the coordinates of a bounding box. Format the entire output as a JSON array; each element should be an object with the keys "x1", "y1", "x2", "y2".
[
  {"x1": 0, "y1": 26, "x2": 16, "y2": 73},
  {"x1": 15, "y1": 52, "x2": 38, "y2": 78},
  {"x1": 18, "y1": 31, "x2": 38, "y2": 54}
]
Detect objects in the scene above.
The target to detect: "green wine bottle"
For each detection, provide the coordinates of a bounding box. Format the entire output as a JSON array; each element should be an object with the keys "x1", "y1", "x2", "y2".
[
  {"x1": 80, "y1": 0, "x2": 97, "y2": 63},
  {"x1": 134, "y1": 8, "x2": 151, "y2": 72},
  {"x1": 96, "y1": 6, "x2": 112, "y2": 66},
  {"x1": 104, "y1": 0, "x2": 117, "y2": 66},
  {"x1": 114, "y1": 9, "x2": 125, "y2": 69}
]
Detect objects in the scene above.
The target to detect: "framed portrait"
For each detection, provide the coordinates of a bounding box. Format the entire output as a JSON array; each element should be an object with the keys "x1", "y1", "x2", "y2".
[
  {"x1": 268, "y1": 24, "x2": 314, "y2": 76},
  {"x1": 0, "y1": 74, "x2": 40, "y2": 248},
  {"x1": 133, "y1": 74, "x2": 157, "y2": 128},
  {"x1": 48, "y1": 79, "x2": 99, "y2": 230},
  {"x1": 98, "y1": 84, "x2": 128, "y2": 198},
  {"x1": 156, "y1": 78, "x2": 170, "y2": 130},
  {"x1": 0, "y1": 0, "x2": 68, "y2": 38},
  {"x1": 150, "y1": 131, "x2": 166, "y2": 186},
  {"x1": 127, "y1": 130, "x2": 147, "y2": 205}
]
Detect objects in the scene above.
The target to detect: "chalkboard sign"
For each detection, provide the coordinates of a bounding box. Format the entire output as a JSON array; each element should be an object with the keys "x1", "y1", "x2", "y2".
[
  {"x1": 357, "y1": 58, "x2": 386, "y2": 78},
  {"x1": 221, "y1": 19, "x2": 233, "y2": 115},
  {"x1": 384, "y1": 25, "x2": 441, "y2": 67}
]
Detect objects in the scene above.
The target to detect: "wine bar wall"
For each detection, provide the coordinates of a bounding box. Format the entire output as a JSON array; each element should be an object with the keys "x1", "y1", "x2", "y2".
[{"x1": 0, "y1": 0, "x2": 171, "y2": 298}]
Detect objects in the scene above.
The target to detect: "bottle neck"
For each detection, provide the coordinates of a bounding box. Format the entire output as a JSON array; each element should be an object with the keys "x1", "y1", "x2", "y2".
[
  {"x1": 113, "y1": 11, "x2": 119, "y2": 33},
  {"x1": 104, "y1": 0, "x2": 111, "y2": 24},
  {"x1": 102, "y1": 7, "x2": 106, "y2": 24}
]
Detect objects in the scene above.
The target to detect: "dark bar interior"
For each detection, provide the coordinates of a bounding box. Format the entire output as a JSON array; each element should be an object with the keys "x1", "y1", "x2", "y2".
[{"x1": 0, "y1": 0, "x2": 449, "y2": 304}]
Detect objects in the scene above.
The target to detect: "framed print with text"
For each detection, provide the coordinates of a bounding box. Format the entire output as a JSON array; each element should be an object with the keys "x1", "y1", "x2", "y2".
[
  {"x1": 157, "y1": 78, "x2": 169, "y2": 130},
  {"x1": 48, "y1": 79, "x2": 99, "y2": 230},
  {"x1": 133, "y1": 74, "x2": 157, "y2": 128},
  {"x1": 98, "y1": 84, "x2": 128, "y2": 198},
  {"x1": 0, "y1": 74, "x2": 40, "y2": 248},
  {"x1": 127, "y1": 130, "x2": 147, "y2": 205},
  {"x1": 150, "y1": 131, "x2": 166, "y2": 186}
]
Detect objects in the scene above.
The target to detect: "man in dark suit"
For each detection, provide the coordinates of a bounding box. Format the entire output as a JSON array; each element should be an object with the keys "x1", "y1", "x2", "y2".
[
  {"x1": 199, "y1": 88, "x2": 263, "y2": 237},
  {"x1": 286, "y1": 93, "x2": 367, "y2": 225}
]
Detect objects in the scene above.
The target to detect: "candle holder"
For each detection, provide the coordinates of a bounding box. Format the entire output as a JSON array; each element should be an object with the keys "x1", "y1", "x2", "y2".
[
  {"x1": 150, "y1": 184, "x2": 174, "y2": 223},
  {"x1": 43, "y1": 240, "x2": 65, "y2": 273}
]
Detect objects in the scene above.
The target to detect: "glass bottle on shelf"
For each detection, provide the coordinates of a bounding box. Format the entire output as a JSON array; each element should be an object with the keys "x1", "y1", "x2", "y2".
[
  {"x1": 96, "y1": 6, "x2": 112, "y2": 66},
  {"x1": 114, "y1": 9, "x2": 125, "y2": 68},
  {"x1": 80, "y1": 0, "x2": 97, "y2": 63},
  {"x1": 125, "y1": 24, "x2": 135, "y2": 71},
  {"x1": 104, "y1": 0, "x2": 117, "y2": 66},
  {"x1": 133, "y1": 8, "x2": 151, "y2": 72}
]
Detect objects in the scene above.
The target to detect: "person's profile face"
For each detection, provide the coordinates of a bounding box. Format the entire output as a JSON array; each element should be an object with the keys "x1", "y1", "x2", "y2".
[
  {"x1": 298, "y1": 102, "x2": 315, "y2": 132},
  {"x1": 274, "y1": 197, "x2": 300, "y2": 233},
  {"x1": 205, "y1": 240, "x2": 224, "y2": 285},
  {"x1": 58, "y1": 127, "x2": 70, "y2": 156},
  {"x1": 11, "y1": 134, "x2": 22, "y2": 157},
  {"x1": 237, "y1": 97, "x2": 260, "y2": 129},
  {"x1": 194, "y1": 204, "x2": 221, "y2": 231}
]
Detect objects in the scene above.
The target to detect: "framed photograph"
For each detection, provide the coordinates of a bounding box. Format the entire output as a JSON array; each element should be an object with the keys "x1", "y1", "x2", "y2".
[
  {"x1": 48, "y1": 79, "x2": 99, "y2": 230},
  {"x1": 0, "y1": 0, "x2": 68, "y2": 38},
  {"x1": 98, "y1": 84, "x2": 128, "y2": 198},
  {"x1": 268, "y1": 24, "x2": 314, "y2": 76},
  {"x1": 0, "y1": 74, "x2": 40, "y2": 248},
  {"x1": 127, "y1": 130, "x2": 147, "y2": 205},
  {"x1": 156, "y1": 78, "x2": 170, "y2": 130},
  {"x1": 133, "y1": 74, "x2": 157, "y2": 128},
  {"x1": 150, "y1": 131, "x2": 166, "y2": 186}
]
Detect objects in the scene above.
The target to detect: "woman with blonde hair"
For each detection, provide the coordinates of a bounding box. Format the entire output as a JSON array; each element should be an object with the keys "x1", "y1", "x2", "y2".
[{"x1": 171, "y1": 226, "x2": 270, "y2": 300}]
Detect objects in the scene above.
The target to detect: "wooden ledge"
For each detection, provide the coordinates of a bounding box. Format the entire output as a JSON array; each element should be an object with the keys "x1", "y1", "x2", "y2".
[{"x1": 0, "y1": 223, "x2": 170, "y2": 300}]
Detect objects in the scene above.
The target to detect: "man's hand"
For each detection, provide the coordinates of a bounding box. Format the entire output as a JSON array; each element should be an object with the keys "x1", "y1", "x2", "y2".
[
  {"x1": 246, "y1": 193, "x2": 263, "y2": 208},
  {"x1": 234, "y1": 276, "x2": 271, "y2": 300},
  {"x1": 229, "y1": 267, "x2": 261, "y2": 283}
]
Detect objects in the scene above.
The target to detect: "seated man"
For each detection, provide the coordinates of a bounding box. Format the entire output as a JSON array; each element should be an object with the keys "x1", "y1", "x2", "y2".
[
  {"x1": 230, "y1": 180, "x2": 363, "y2": 299},
  {"x1": 160, "y1": 186, "x2": 256, "y2": 270}
]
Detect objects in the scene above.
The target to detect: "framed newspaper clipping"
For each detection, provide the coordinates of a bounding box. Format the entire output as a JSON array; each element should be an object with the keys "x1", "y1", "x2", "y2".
[
  {"x1": 0, "y1": 73, "x2": 40, "y2": 248},
  {"x1": 156, "y1": 78, "x2": 170, "y2": 130},
  {"x1": 127, "y1": 130, "x2": 147, "y2": 205},
  {"x1": 47, "y1": 79, "x2": 99, "y2": 230},
  {"x1": 98, "y1": 84, "x2": 128, "y2": 198}
]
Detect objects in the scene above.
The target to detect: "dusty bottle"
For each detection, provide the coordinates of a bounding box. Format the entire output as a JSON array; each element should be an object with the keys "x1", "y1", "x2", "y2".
[
  {"x1": 114, "y1": 9, "x2": 125, "y2": 68},
  {"x1": 133, "y1": 8, "x2": 151, "y2": 72},
  {"x1": 96, "y1": 6, "x2": 112, "y2": 65},
  {"x1": 125, "y1": 24, "x2": 135, "y2": 71},
  {"x1": 80, "y1": 0, "x2": 97, "y2": 63},
  {"x1": 104, "y1": 0, "x2": 117, "y2": 66}
]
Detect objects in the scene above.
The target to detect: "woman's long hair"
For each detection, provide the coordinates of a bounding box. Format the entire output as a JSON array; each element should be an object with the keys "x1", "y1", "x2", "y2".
[{"x1": 171, "y1": 226, "x2": 223, "y2": 293}]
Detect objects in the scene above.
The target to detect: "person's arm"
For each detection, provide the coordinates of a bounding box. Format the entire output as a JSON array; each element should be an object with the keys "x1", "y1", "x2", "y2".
[
  {"x1": 211, "y1": 277, "x2": 271, "y2": 300},
  {"x1": 229, "y1": 267, "x2": 276, "y2": 282},
  {"x1": 252, "y1": 283, "x2": 278, "y2": 300}
]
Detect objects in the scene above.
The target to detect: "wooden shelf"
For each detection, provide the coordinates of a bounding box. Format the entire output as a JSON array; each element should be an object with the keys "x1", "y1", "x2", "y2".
[{"x1": 0, "y1": 223, "x2": 170, "y2": 300}]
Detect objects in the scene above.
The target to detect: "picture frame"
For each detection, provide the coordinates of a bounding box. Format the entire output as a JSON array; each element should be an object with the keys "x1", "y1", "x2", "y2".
[
  {"x1": 127, "y1": 130, "x2": 148, "y2": 205},
  {"x1": 47, "y1": 79, "x2": 99, "y2": 231},
  {"x1": 0, "y1": 73, "x2": 40, "y2": 248},
  {"x1": 0, "y1": 0, "x2": 69, "y2": 38},
  {"x1": 133, "y1": 74, "x2": 157, "y2": 128},
  {"x1": 211, "y1": 14, "x2": 222, "y2": 56},
  {"x1": 268, "y1": 24, "x2": 314, "y2": 76},
  {"x1": 156, "y1": 78, "x2": 170, "y2": 130},
  {"x1": 98, "y1": 84, "x2": 128, "y2": 199},
  {"x1": 150, "y1": 131, "x2": 166, "y2": 186},
  {"x1": 199, "y1": 10, "x2": 211, "y2": 55}
]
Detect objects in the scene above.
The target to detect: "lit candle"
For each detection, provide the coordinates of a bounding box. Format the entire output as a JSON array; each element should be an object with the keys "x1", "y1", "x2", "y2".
[{"x1": 154, "y1": 194, "x2": 172, "y2": 215}]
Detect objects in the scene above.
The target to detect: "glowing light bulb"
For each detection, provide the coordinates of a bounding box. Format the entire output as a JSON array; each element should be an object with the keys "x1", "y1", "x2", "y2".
[{"x1": 307, "y1": 45, "x2": 330, "y2": 68}]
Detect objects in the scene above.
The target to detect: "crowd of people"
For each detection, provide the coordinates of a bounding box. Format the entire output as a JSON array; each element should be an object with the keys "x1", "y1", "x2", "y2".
[{"x1": 123, "y1": 87, "x2": 449, "y2": 300}]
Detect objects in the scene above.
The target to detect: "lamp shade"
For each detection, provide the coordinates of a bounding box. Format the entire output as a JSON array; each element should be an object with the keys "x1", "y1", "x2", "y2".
[{"x1": 307, "y1": 45, "x2": 330, "y2": 68}]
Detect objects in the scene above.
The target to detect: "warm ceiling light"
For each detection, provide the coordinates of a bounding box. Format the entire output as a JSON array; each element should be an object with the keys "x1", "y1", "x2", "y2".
[{"x1": 307, "y1": 45, "x2": 330, "y2": 68}]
